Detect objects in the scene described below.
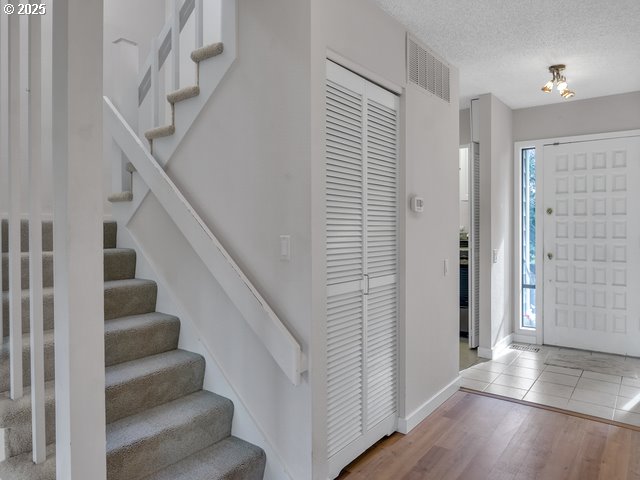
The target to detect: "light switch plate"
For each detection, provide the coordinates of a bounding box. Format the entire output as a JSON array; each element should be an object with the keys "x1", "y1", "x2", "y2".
[{"x1": 280, "y1": 235, "x2": 291, "y2": 261}]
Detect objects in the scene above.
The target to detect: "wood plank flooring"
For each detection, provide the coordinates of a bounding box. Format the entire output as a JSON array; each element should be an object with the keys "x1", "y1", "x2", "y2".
[{"x1": 337, "y1": 391, "x2": 640, "y2": 480}]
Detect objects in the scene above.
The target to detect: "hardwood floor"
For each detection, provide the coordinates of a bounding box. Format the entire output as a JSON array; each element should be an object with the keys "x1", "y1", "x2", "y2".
[{"x1": 337, "y1": 391, "x2": 640, "y2": 479}]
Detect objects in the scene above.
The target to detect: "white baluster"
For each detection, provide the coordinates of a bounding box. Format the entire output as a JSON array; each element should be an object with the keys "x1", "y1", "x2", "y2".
[
  {"x1": 111, "y1": 38, "x2": 139, "y2": 194},
  {"x1": 172, "y1": 0, "x2": 180, "y2": 91},
  {"x1": 150, "y1": 36, "x2": 159, "y2": 127},
  {"x1": 0, "y1": 1, "x2": 9, "y2": 340},
  {"x1": 9, "y1": 8, "x2": 28, "y2": 402},
  {"x1": 195, "y1": 0, "x2": 203, "y2": 49},
  {"x1": 31, "y1": 3, "x2": 52, "y2": 464}
]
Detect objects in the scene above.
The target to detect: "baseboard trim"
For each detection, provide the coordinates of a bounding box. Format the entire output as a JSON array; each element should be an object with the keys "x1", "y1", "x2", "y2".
[
  {"x1": 397, "y1": 376, "x2": 461, "y2": 434},
  {"x1": 513, "y1": 333, "x2": 537, "y2": 344},
  {"x1": 478, "y1": 333, "x2": 514, "y2": 360}
]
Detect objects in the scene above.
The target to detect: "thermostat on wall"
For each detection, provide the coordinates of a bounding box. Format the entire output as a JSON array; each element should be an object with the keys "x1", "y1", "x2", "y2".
[{"x1": 410, "y1": 195, "x2": 424, "y2": 213}]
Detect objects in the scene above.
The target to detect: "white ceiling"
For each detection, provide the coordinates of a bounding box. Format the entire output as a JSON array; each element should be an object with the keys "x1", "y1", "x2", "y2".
[{"x1": 371, "y1": 0, "x2": 640, "y2": 110}]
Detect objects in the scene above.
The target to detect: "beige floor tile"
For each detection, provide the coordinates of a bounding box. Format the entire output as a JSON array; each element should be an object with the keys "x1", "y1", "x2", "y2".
[
  {"x1": 529, "y1": 380, "x2": 574, "y2": 399},
  {"x1": 576, "y1": 377, "x2": 620, "y2": 395},
  {"x1": 618, "y1": 384, "x2": 640, "y2": 399},
  {"x1": 581, "y1": 370, "x2": 622, "y2": 384},
  {"x1": 460, "y1": 377, "x2": 489, "y2": 392},
  {"x1": 491, "y1": 351, "x2": 521, "y2": 365},
  {"x1": 567, "y1": 399, "x2": 614, "y2": 420},
  {"x1": 538, "y1": 371, "x2": 580, "y2": 387},
  {"x1": 518, "y1": 350, "x2": 547, "y2": 360},
  {"x1": 524, "y1": 391, "x2": 570, "y2": 409},
  {"x1": 483, "y1": 383, "x2": 527, "y2": 400},
  {"x1": 511, "y1": 357, "x2": 546, "y2": 369},
  {"x1": 461, "y1": 368, "x2": 500, "y2": 383},
  {"x1": 501, "y1": 364, "x2": 543, "y2": 380},
  {"x1": 614, "y1": 409, "x2": 640, "y2": 427},
  {"x1": 469, "y1": 361, "x2": 508, "y2": 374},
  {"x1": 616, "y1": 395, "x2": 640, "y2": 414},
  {"x1": 544, "y1": 365, "x2": 582, "y2": 377},
  {"x1": 492, "y1": 374, "x2": 535, "y2": 391},
  {"x1": 622, "y1": 377, "x2": 640, "y2": 388},
  {"x1": 571, "y1": 388, "x2": 617, "y2": 408}
]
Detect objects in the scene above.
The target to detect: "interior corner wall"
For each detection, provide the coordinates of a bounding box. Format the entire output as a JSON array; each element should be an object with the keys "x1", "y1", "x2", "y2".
[
  {"x1": 459, "y1": 108, "x2": 471, "y2": 145},
  {"x1": 310, "y1": 1, "x2": 460, "y2": 477},
  {"x1": 477, "y1": 93, "x2": 514, "y2": 356},
  {"x1": 513, "y1": 91, "x2": 640, "y2": 141}
]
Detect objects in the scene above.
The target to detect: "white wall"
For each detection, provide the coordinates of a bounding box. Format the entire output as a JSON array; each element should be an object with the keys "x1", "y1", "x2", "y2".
[
  {"x1": 132, "y1": 0, "x2": 313, "y2": 478},
  {"x1": 513, "y1": 91, "x2": 640, "y2": 141},
  {"x1": 477, "y1": 94, "x2": 514, "y2": 356},
  {"x1": 310, "y1": 0, "x2": 460, "y2": 477}
]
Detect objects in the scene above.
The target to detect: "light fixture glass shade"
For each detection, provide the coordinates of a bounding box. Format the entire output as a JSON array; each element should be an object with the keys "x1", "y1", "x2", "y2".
[
  {"x1": 541, "y1": 81, "x2": 553, "y2": 93},
  {"x1": 560, "y1": 89, "x2": 575, "y2": 99},
  {"x1": 556, "y1": 76, "x2": 568, "y2": 91}
]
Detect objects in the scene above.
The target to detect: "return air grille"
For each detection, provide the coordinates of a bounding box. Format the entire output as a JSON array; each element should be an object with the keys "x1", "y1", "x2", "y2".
[{"x1": 407, "y1": 37, "x2": 450, "y2": 103}]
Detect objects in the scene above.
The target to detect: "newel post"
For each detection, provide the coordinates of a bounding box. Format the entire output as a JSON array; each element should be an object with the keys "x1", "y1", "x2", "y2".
[{"x1": 51, "y1": 0, "x2": 107, "y2": 478}]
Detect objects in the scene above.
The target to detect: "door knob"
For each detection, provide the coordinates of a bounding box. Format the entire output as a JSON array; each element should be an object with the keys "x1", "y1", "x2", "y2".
[
  {"x1": 546, "y1": 207, "x2": 553, "y2": 215},
  {"x1": 547, "y1": 252, "x2": 554, "y2": 260}
]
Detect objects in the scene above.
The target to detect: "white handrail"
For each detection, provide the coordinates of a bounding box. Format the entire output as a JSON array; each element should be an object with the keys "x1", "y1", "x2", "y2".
[{"x1": 104, "y1": 97, "x2": 307, "y2": 385}]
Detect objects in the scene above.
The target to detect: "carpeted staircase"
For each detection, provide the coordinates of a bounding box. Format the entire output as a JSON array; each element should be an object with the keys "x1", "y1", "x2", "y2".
[{"x1": 0, "y1": 219, "x2": 266, "y2": 479}]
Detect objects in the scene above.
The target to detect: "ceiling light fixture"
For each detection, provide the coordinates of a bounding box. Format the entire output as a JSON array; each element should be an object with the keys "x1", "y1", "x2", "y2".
[{"x1": 541, "y1": 64, "x2": 575, "y2": 99}]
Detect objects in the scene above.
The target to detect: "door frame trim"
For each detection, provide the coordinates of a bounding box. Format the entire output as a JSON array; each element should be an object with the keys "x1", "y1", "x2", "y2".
[{"x1": 513, "y1": 130, "x2": 640, "y2": 346}]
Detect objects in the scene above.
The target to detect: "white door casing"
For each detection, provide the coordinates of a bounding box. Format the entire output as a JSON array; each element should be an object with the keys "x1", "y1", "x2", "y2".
[
  {"x1": 325, "y1": 60, "x2": 399, "y2": 478},
  {"x1": 543, "y1": 136, "x2": 640, "y2": 355}
]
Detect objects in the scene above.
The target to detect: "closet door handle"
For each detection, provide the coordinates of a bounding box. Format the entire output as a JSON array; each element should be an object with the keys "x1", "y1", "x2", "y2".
[{"x1": 363, "y1": 274, "x2": 370, "y2": 295}]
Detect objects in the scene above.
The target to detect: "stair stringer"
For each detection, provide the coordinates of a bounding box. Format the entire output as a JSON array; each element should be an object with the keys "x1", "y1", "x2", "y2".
[{"x1": 112, "y1": 202, "x2": 300, "y2": 480}]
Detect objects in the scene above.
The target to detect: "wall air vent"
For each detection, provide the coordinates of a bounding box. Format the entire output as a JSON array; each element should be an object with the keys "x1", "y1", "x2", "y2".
[{"x1": 407, "y1": 36, "x2": 450, "y2": 103}]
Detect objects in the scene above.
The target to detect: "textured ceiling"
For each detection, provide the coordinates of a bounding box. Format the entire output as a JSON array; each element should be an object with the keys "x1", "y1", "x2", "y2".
[{"x1": 371, "y1": 0, "x2": 640, "y2": 109}]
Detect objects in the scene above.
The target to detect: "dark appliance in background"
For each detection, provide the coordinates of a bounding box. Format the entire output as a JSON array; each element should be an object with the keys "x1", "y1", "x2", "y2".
[{"x1": 459, "y1": 232, "x2": 469, "y2": 335}]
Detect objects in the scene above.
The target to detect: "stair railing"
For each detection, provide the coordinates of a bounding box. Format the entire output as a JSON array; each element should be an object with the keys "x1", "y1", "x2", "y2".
[
  {"x1": 104, "y1": 98, "x2": 307, "y2": 385},
  {"x1": 0, "y1": 3, "x2": 48, "y2": 464}
]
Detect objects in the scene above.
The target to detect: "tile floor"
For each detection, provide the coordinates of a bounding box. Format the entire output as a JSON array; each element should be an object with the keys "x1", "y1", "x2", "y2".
[
  {"x1": 459, "y1": 337, "x2": 486, "y2": 370},
  {"x1": 460, "y1": 343, "x2": 640, "y2": 428}
]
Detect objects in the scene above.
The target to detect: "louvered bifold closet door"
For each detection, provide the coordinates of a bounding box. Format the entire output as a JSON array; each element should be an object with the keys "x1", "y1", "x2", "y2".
[
  {"x1": 365, "y1": 90, "x2": 398, "y2": 430},
  {"x1": 326, "y1": 62, "x2": 366, "y2": 459},
  {"x1": 326, "y1": 61, "x2": 399, "y2": 478}
]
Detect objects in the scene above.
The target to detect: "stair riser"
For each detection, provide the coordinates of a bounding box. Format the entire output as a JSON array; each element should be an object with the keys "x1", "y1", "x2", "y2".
[
  {"x1": 0, "y1": 340, "x2": 55, "y2": 394},
  {"x1": 104, "y1": 283, "x2": 157, "y2": 321},
  {"x1": 1, "y1": 250, "x2": 137, "y2": 292},
  {"x1": 2, "y1": 282, "x2": 157, "y2": 336},
  {"x1": 1, "y1": 294, "x2": 55, "y2": 337},
  {"x1": 105, "y1": 317, "x2": 180, "y2": 367},
  {"x1": 107, "y1": 402, "x2": 233, "y2": 480},
  {"x1": 0, "y1": 220, "x2": 117, "y2": 253},
  {"x1": 1, "y1": 394, "x2": 56, "y2": 460}
]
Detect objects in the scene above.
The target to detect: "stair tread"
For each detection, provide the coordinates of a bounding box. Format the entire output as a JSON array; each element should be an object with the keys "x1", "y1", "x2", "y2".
[
  {"x1": 145, "y1": 125, "x2": 175, "y2": 141},
  {"x1": 167, "y1": 85, "x2": 200, "y2": 104},
  {"x1": 190, "y1": 42, "x2": 224, "y2": 63},
  {"x1": 0, "y1": 444, "x2": 56, "y2": 480},
  {"x1": 142, "y1": 436, "x2": 266, "y2": 480},
  {"x1": 0, "y1": 380, "x2": 56, "y2": 426},
  {"x1": 105, "y1": 312, "x2": 180, "y2": 366},
  {"x1": 1, "y1": 277, "x2": 153, "y2": 298},
  {"x1": 106, "y1": 390, "x2": 233, "y2": 478},
  {"x1": 1, "y1": 350, "x2": 204, "y2": 426},
  {"x1": 106, "y1": 390, "x2": 231, "y2": 450},
  {"x1": 105, "y1": 311, "x2": 178, "y2": 334},
  {"x1": 106, "y1": 349, "x2": 202, "y2": 387}
]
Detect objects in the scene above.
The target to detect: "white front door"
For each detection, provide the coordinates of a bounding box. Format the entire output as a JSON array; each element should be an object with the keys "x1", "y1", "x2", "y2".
[{"x1": 543, "y1": 136, "x2": 640, "y2": 355}]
